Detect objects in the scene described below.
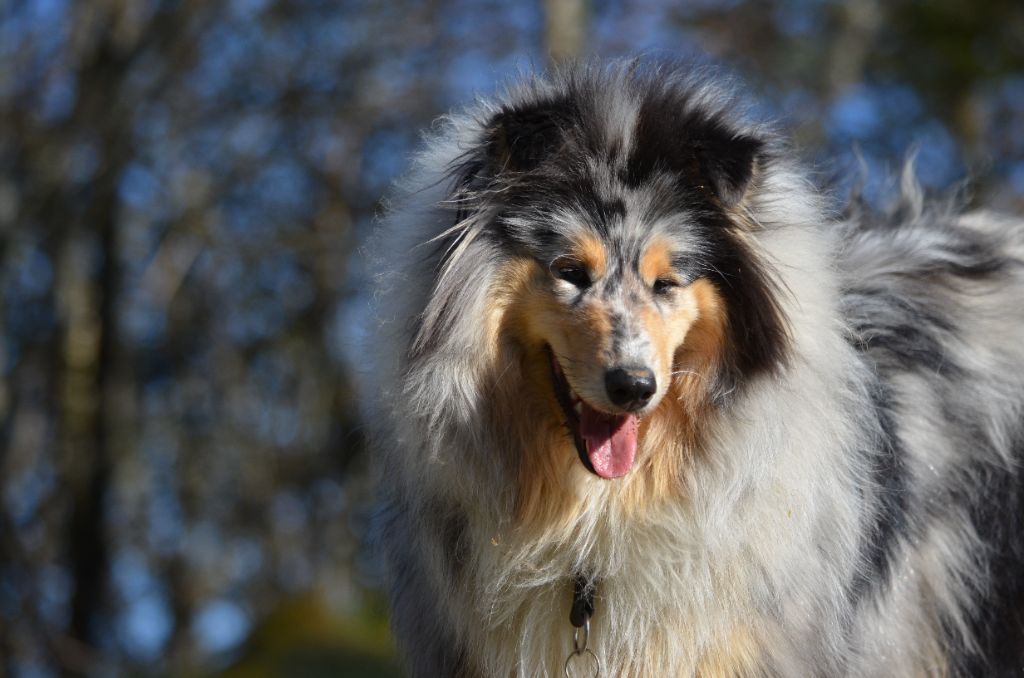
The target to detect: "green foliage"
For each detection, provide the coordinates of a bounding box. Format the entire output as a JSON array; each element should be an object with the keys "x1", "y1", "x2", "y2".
[{"x1": 218, "y1": 594, "x2": 402, "y2": 678}]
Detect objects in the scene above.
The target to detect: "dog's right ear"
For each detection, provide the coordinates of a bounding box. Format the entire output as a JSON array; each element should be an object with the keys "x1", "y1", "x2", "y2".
[
  {"x1": 483, "y1": 99, "x2": 577, "y2": 174},
  {"x1": 447, "y1": 99, "x2": 576, "y2": 226}
]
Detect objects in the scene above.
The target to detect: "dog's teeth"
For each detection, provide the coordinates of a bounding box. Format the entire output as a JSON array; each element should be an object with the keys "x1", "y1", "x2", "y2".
[{"x1": 574, "y1": 402, "x2": 583, "y2": 415}]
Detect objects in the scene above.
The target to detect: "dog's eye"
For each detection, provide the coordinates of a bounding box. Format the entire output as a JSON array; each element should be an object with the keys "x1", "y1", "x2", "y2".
[
  {"x1": 653, "y1": 277, "x2": 679, "y2": 295},
  {"x1": 554, "y1": 265, "x2": 591, "y2": 289}
]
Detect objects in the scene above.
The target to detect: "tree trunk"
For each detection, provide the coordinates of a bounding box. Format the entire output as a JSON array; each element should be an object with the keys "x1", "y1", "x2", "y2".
[{"x1": 543, "y1": 0, "x2": 587, "y2": 63}]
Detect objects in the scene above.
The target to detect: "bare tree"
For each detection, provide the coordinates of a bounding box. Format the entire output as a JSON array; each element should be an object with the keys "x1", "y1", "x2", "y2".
[{"x1": 544, "y1": 0, "x2": 588, "y2": 62}]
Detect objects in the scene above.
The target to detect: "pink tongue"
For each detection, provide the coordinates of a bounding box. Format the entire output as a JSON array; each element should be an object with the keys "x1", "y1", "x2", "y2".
[{"x1": 579, "y1": 404, "x2": 638, "y2": 479}]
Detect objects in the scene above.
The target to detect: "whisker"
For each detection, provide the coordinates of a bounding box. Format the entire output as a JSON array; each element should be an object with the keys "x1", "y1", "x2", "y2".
[{"x1": 551, "y1": 351, "x2": 590, "y2": 367}]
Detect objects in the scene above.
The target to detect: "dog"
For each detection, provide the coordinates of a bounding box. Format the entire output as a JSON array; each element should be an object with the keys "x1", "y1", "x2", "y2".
[{"x1": 366, "y1": 61, "x2": 1024, "y2": 676}]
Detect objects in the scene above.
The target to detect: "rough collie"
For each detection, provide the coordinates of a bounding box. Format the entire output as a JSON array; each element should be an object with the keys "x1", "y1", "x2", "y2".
[{"x1": 366, "y1": 61, "x2": 1024, "y2": 676}]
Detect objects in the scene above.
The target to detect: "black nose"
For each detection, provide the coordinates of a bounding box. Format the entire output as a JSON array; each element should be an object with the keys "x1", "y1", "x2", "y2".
[{"x1": 605, "y1": 367, "x2": 656, "y2": 411}]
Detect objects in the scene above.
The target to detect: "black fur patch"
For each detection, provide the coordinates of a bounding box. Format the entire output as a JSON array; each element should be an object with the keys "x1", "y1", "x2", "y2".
[
  {"x1": 695, "y1": 215, "x2": 791, "y2": 393},
  {"x1": 440, "y1": 508, "x2": 470, "y2": 581},
  {"x1": 849, "y1": 379, "x2": 913, "y2": 605},
  {"x1": 940, "y1": 239, "x2": 1010, "y2": 280},
  {"x1": 625, "y1": 90, "x2": 763, "y2": 206},
  {"x1": 845, "y1": 289, "x2": 962, "y2": 376},
  {"x1": 485, "y1": 98, "x2": 579, "y2": 173},
  {"x1": 438, "y1": 96, "x2": 581, "y2": 257},
  {"x1": 945, "y1": 422, "x2": 1024, "y2": 676},
  {"x1": 853, "y1": 202, "x2": 1012, "y2": 283}
]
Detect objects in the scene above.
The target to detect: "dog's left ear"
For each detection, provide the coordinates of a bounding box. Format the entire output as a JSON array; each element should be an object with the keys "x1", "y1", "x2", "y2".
[{"x1": 694, "y1": 132, "x2": 763, "y2": 207}]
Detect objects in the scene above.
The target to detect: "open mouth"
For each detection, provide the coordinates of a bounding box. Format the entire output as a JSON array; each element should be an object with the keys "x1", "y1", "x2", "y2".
[{"x1": 548, "y1": 348, "x2": 640, "y2": 479}]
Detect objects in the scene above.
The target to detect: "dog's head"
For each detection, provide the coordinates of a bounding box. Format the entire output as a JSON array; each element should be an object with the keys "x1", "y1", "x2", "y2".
[{"x1": 418, "y1": 67, "x2": 790, "y2": 484}]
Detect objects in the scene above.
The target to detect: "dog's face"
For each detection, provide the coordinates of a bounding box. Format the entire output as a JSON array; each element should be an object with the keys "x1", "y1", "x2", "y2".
[
  {"x1": 444, "y1": 82, "x2": 789, "y2": 482},
  {"x1": 512, "y1": 227, "x2": 725, "y2": 479}
]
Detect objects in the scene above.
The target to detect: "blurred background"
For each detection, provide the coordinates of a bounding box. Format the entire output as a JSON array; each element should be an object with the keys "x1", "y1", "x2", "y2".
[{"x1": 0, "y1": 0, "x2": 1021, "y2": 675}]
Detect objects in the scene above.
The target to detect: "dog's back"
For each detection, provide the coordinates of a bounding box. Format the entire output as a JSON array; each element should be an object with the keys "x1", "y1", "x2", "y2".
[{"x1": 839, "y1": 194, "x2": 1024, "y2": 676}]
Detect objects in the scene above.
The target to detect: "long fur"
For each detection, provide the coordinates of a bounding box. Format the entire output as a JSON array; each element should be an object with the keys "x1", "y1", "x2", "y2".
[{"x1": 366, "y1": 61, "x2": 1024, "y2": 677}]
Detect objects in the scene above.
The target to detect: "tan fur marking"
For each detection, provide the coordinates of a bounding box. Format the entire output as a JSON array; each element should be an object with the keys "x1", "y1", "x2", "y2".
[
  {"x1": 695, "y1": 626, "x2": 765, "y2": 678},
  {"x1": 673, "y1": 278, "x2": 728, "y2": 407},
  {"x1": 488, "y1": 257, "x2": 585, "y2": 532},
  {"x1": 615, "y1": 412, "x2": 694, "y2": 512},
  {"x1": 914, "y1": 634, "x2": 951, "y2": 678},
  {"x1": 639, "y1": 237, "x2": 674, "y2": 285},
  {"x1": 574, "y1": 231, "x2": 608, "y2": 280}
]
